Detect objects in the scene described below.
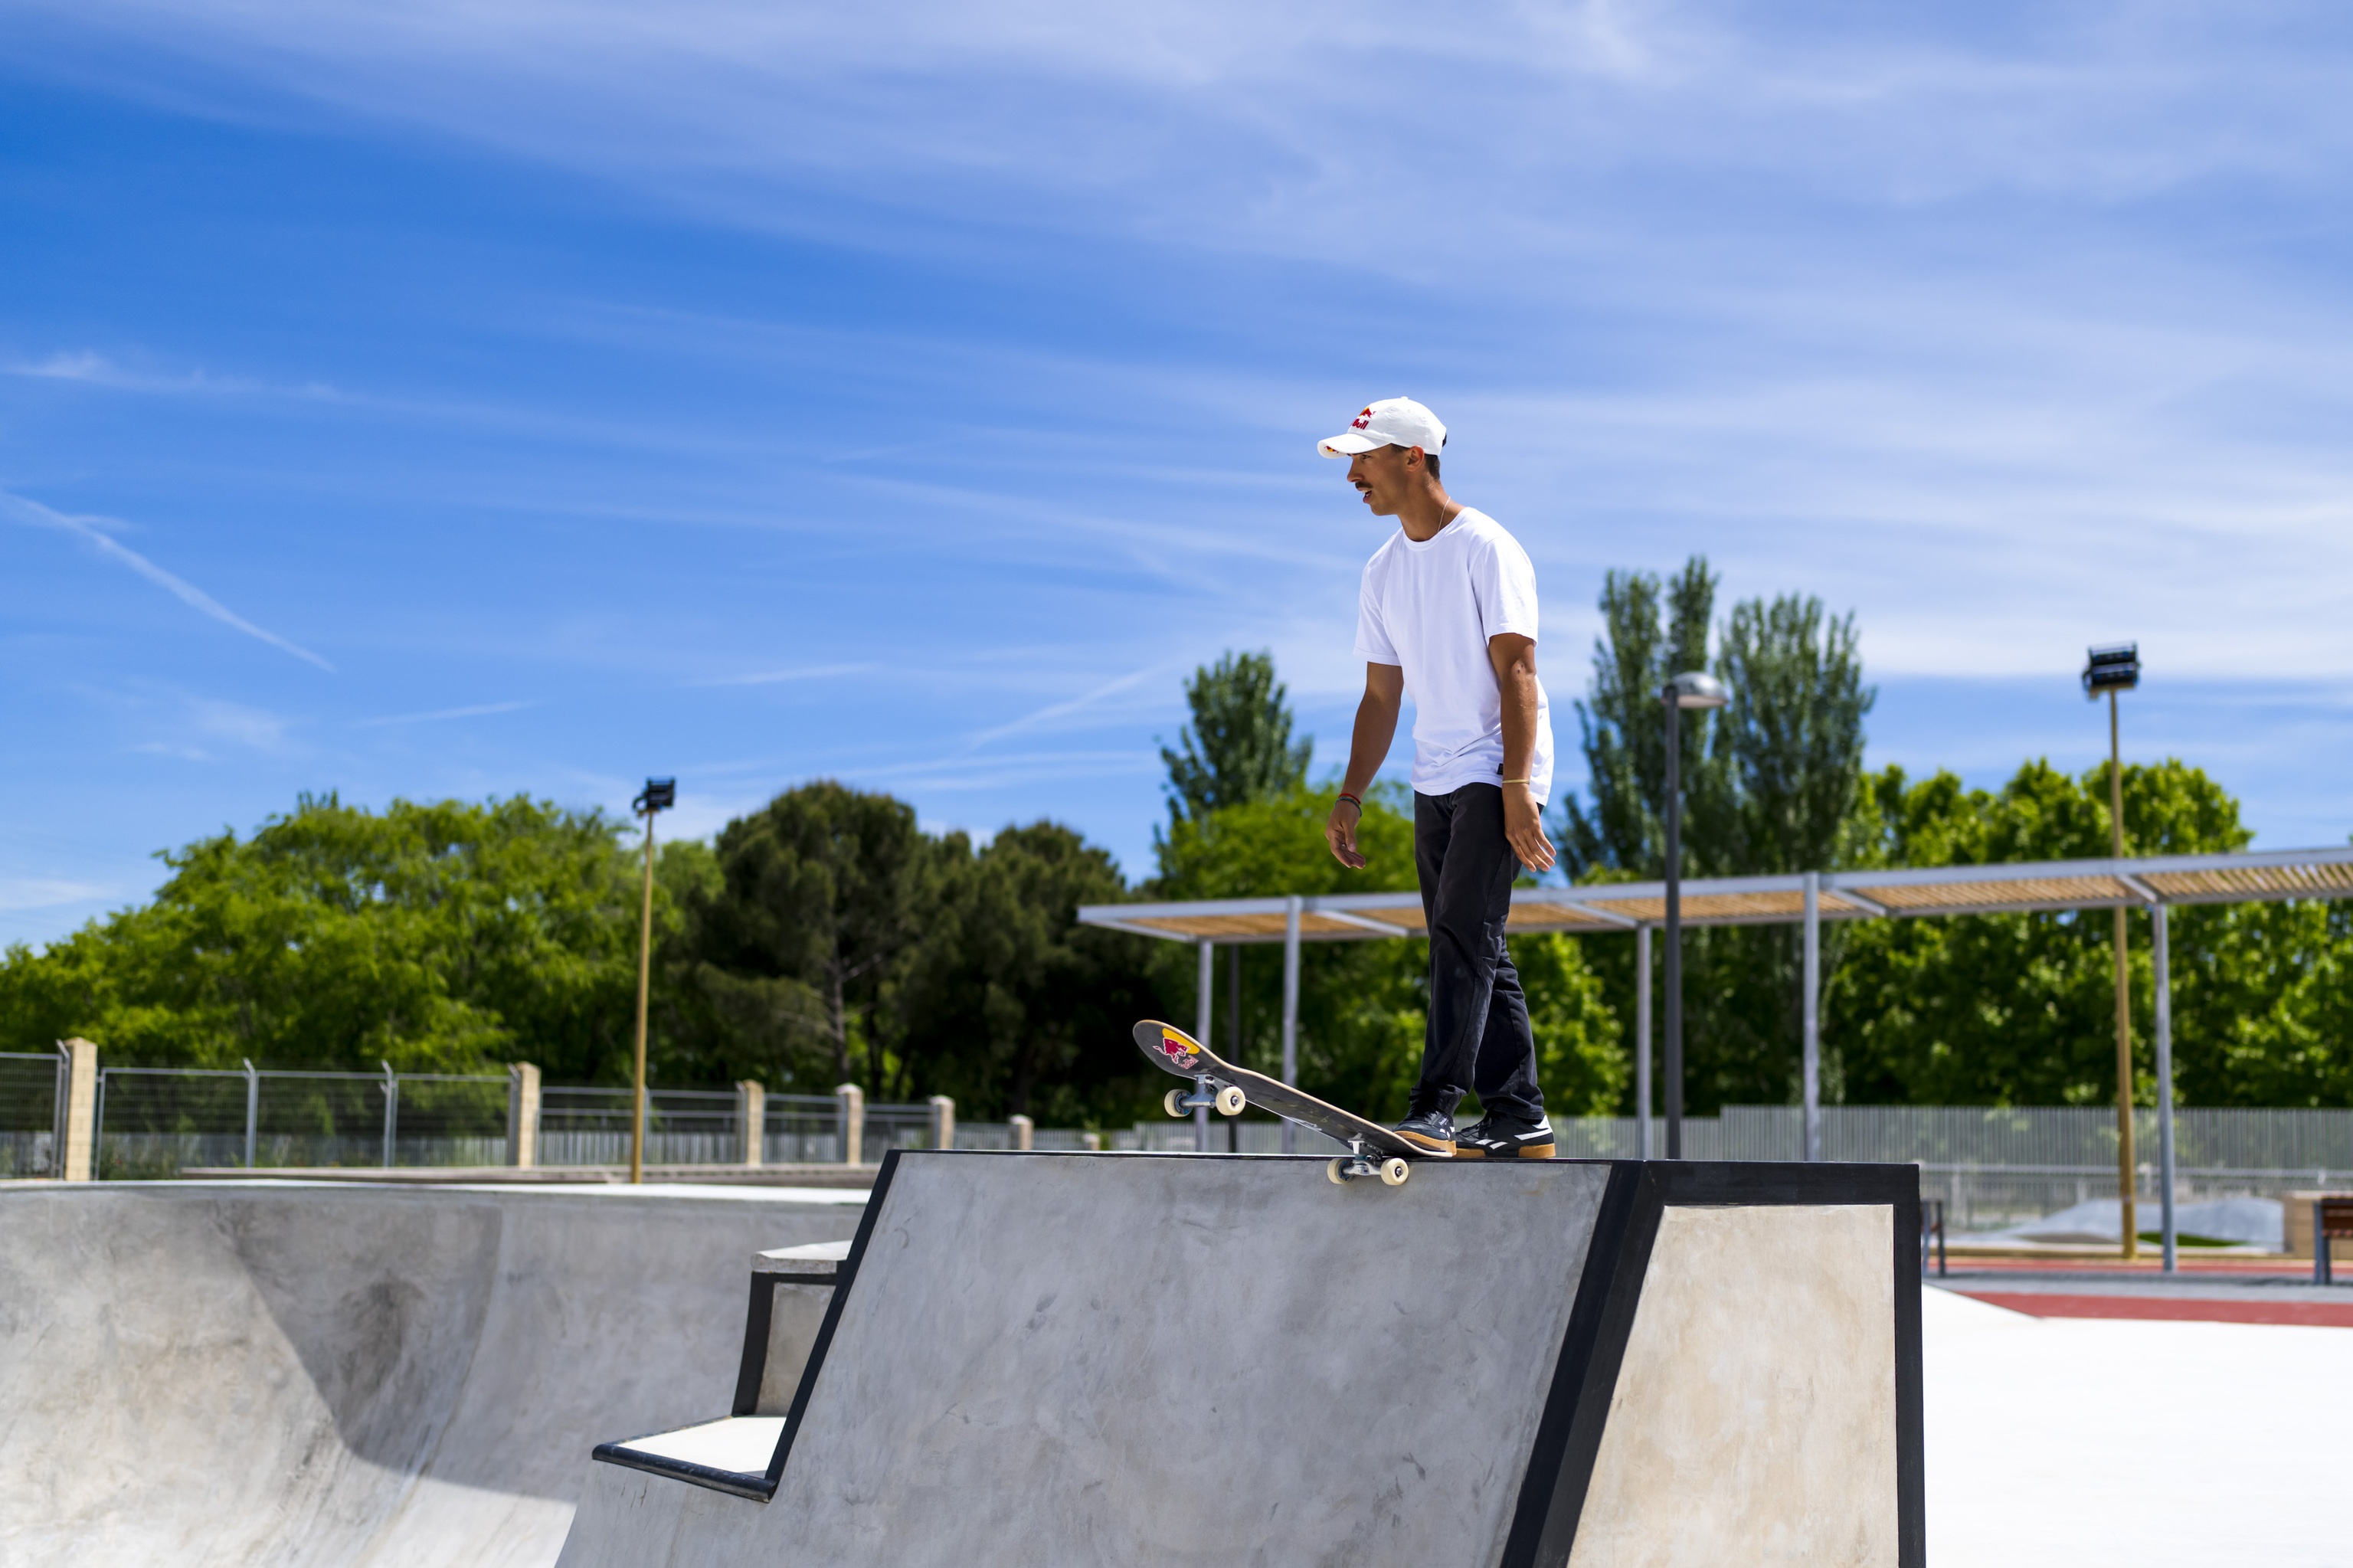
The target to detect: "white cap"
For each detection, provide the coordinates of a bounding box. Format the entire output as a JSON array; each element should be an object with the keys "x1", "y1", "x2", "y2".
[{"x1": 1318, "y1": 397, "x2": 1447, "y2": 459}]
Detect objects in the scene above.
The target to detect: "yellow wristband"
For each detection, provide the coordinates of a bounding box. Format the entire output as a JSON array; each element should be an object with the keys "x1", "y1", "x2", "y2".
[{"x1": 1499, "y1": 777, "x2": 1531, "y2": 785}]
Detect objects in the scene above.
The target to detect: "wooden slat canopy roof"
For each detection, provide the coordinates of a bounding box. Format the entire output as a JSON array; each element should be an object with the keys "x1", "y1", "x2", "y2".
[{"x1": 1078, "y1": 846, "x2": 2353, "y2": 945}]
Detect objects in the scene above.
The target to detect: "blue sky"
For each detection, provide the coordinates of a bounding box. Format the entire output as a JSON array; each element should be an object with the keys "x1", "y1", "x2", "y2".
[{"x1": 5, "y1": 0, "x2": 2351, "y2": 946}]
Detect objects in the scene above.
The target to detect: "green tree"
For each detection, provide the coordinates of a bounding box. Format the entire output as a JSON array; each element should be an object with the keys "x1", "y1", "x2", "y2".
[
  {"x1": 895, "y1": 823, "x2": 1161, "y2": 1124},
  {"x1": 1559, "y1": 558, "x2": 1727, "y2": 879},
  {"x1": 680, "y1": 781, "x2": 945, "y2": 1094},
  {"x1": 1557, "y1": 558, "x2": 1875, "y2": 1112},
  {"x1": 0, "y1": 793, "x2": 646, "y2": 1077},
  {"x1": 1158, "y1": 650, "x2": 1312, "y2": 826},
  {"x1": 1156, "y1": 781, "x2": 1425, "y2": 1121},
  {"x1": 1834, "y1": 758, "x2": 2353, "y2": 1108},
  {"x1": 1716, "y1": 594, "x2": 1874, "y2": 876}
]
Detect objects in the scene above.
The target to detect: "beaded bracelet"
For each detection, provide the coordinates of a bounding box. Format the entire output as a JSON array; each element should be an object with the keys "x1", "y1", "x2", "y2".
[{"x1": 1336, "y1": 792, "x2": 1363, "y2": 810}]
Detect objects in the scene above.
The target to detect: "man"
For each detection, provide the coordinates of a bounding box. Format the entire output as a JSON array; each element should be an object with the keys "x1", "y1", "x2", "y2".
[{"x1": 1319, "y1": 397, "x2": 1557, "y2": 1160}]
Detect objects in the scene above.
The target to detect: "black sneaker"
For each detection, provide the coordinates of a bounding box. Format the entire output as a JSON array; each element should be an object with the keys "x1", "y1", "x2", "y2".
[
  {"x1": 1455, "y1": 1114, "x2": 1556, "y2": 1160},
  {"x1": 1391, "y1": 1108, "x2": 1456, "y2": 1157}
]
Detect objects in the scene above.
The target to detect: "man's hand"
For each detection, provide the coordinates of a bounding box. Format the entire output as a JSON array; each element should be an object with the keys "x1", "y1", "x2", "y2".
[
  {"x1": 1326, "y1": 797, "x2": 1367, "y2": 869},
  {"x1": 1504, "y1": 784, "x2": 1556, "y2": 874},
  {"x1": 1486, "y1": 633, "x2": 1554, "y2": 872},
  {"x1": 1328, "y1": 665, "x2": 1402, "y2": 872}
]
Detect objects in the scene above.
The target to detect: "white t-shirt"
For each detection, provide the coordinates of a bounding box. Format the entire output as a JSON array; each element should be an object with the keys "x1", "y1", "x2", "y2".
[{"x1": 1353, "y1": 507, "x2": 1556, "y2": 804}]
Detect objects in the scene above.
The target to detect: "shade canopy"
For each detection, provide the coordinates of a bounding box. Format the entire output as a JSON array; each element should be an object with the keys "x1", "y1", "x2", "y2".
[{"x1": 1078, "y1": 846, "x2": 2353, "y2": 946}]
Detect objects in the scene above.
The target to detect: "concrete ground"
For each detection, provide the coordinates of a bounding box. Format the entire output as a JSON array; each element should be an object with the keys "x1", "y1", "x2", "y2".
[{"x1": 1925, "y1": 1287, "x2": 2353, "y2": 1568}]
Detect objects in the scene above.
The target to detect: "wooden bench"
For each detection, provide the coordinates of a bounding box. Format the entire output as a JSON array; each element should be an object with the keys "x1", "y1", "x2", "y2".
[{"x1": 2318, "y1": 1197, "x2": 2353, "y2": 1286}]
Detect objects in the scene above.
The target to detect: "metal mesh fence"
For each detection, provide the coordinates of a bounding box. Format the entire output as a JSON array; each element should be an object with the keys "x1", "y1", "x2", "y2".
[
  {"x1": 763, "y1": 1093, "x2": 849, "y2": 1164},
  {"x1": 0, "y1": 1051, "x2": 65, "y2": 1178},
  {"x1": 93, "y1": 1067, "x2": 511, "y2": 1175},
  {"x1": 863, "y1": 1103, "x2": 941, "y2": 1159},
  {"x1": 21, "y1": 1054, "x2": 2350, "y2": 1216},
  {"x1": 1114, "y1": 1120, "x2": 1351, "y2": 1156},
  {"x1": 539, "y1": 1086, "x2": 743, "y2": 1167},
  {"x1": 1553, "y1": 1107, "x2": 2353, "y2": 1232}
]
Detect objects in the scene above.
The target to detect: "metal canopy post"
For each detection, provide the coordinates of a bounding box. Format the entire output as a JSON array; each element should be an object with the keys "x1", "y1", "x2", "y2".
[
  {"x1": 1635, "y1": 925, "x2": 1653, "y2": 1160},
  {"x1": 1662, "y1": 696, "x2": 1685, "y2": 1160},
  {"x1": 1227, "y1": 946, "x2": 1242, "y2": 1154},
  {"x1": 1802, "y1": 872, "x2": 1821, "y2": 1162},
  {"x1": 243, "y1": 1059, "x2": 258, "y2": 1170},
  {"x1": 53, "y1": 1046, "x2": 69, "y2": 1175},
  {"x1": 1194, "y1": 939, "x2": 1214, "y2": 1154},
  {"x1": 381, "y1": 1061, "x2": 398, "y2": 1169},
  {"x1": 2154, "y1": 902, "x2": 2178, "y2": 1273},
  {"x1": 1281, "y1": 895, "x2": 1301, "y2": 1156}
]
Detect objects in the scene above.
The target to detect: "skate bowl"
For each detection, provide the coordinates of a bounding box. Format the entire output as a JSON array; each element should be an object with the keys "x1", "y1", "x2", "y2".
[
  {"x1": 0, "y1": 1179, "x2": 865, "y2": 1567},
  {"x1": 560, "y1": 1151, "x2": 1926, "y2": 1568}
]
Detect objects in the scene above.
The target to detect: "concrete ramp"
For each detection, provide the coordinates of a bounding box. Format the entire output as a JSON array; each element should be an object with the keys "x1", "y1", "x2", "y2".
[
  {"x1": 559, "y1": 1152, "x2": 1924, "y2": 1568},
  {"x1": 0, "y1": 1180, "x2": 863, "y2": 1567}
]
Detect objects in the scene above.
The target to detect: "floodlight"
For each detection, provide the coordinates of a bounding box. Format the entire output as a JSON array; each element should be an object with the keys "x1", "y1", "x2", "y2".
[
  {"x1": 634, "y1": 777, "x2": 676, "y2": 814},
  {"x1": 1665, "y1": 671, "x2": 1728, "y2": 710},
  {"x1": 2083, "y1": 644, "x2": 2139, "y2": 698}
]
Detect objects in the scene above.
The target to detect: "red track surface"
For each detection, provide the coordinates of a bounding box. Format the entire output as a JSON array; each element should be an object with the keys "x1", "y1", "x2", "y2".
[
  {"x1": 1955, "y1": 1255, "x2": 2317, "y2": 1276},
  {"x1": 1955, "y1": 1291, "x2": 2353, "y2": 1327}
]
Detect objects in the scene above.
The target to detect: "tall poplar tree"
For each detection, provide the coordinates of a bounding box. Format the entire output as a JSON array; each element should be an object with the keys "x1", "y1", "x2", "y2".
[
  {"x1": 1158, "y1": 650, "x2": 1312, "y2": 826},
  {"x1": 1557, "y1": 556, "x2": 1874, "y2": 1111}
]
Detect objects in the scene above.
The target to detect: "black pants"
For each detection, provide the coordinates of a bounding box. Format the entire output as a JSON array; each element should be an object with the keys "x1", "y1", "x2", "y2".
[{"x1": 1412, "y1": 784, "x2": 1543, "y2": 1123}]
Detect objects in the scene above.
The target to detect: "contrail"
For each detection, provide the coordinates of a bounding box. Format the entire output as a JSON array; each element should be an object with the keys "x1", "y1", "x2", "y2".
[
  {"x1": 966, "y1": 663, "x2": 1160, "y2": 747},
  {"x1": 2, "y1": 489, "x2": 335, "y2": 672}
]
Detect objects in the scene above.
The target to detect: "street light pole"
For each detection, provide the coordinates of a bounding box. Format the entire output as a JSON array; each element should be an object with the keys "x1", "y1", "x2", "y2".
[
  {"x1": 2107, "y1": 689, "x2": 2135, "y2": 1260},
  {"x1": 2084, "y1": 645, "x2": 2139, "y2": 1260},
  {"x1": 629, "y1": 777, "x2": 676, "y2": 1186},
  {"x1": 1661, "y1": 669, "x2": 1727, "y2": 1161}
]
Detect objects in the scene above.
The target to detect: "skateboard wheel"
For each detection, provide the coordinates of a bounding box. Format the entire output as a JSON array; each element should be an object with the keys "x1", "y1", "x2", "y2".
[
  {"x1": 1327, "y1": 1158, "x2": 1348, "y2": 1184},
  {"x1": 1215, "y1": 1085, "x2": 1246, "y2": 1117},
  {"x1": 1379, "y1": 1157, "x2": 1410, "y2": 1187},
  {"x1": 1163, "y1": 1088, "x2": 1188, "y2": 1118}
]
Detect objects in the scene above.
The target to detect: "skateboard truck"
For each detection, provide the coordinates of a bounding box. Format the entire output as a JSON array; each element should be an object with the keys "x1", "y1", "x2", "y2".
[
  {"x1": 1163, "y1": 1077, "x2": 1248, "y2": 1119},
  {"x1": 1327, "y1": 1134, "x2": 1410, "y2": 1188}
]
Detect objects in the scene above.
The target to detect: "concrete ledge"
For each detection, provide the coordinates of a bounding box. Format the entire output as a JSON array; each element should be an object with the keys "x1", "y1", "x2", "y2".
[
  {"x1": 178, "y1": 1164, "x2": 879, "y2": 1190},
  {"x1": 558, "y1": 1151, "x2": 1926, "y2": 1568}
]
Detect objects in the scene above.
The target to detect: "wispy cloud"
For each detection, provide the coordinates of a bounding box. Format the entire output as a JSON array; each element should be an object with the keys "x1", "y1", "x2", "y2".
[
  {"x1": 2, "y1": 489, "x2": 335, "y2": 672},
  {"x1": 11, "y1": 0, "x2": 2349, "y2": 277},
  {"x1": 4, "y1": 349, "x2": 342, "y2": 400},
  {"x1": 0, "y1": 876, "x2": 122, "y2": 912},
  {"x1": 353, "y1": 699, "x2": 537, "y2": 727},
  {"x1": 695, "y1": 663, "x2": 871, "y2": 686},
  {"x1": 125, "y1": 695, "x2": 300, "y2": 760}
]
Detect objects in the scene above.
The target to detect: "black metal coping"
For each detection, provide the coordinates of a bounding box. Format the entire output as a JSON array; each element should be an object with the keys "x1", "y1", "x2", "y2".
[{"x1": 591, "y1": 1438, "x2": 777, "y2": 1503}]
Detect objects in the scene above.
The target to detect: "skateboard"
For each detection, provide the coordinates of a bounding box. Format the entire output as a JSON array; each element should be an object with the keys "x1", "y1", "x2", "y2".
[{"x1": 1131, "y1": 1020, "x2": 1444, "y2": 1187}]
